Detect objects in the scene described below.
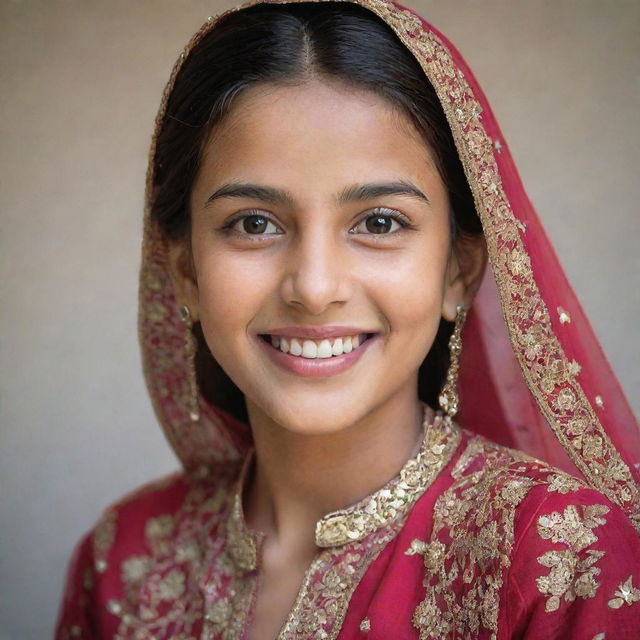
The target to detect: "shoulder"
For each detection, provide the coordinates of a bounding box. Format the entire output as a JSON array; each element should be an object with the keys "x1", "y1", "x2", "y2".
[
  {"x1": 503, "y1": 472, "x2": 640, "y2": 638},
  {"x1": 442, "y1": 431, "x2": 638, "y2": 562},
  {"x1": 85, "y1": 465, "x2": 238, "y2": 574},
  {"x1": 55, "y1": 464, "x2": 240, "y2": 637},
  {"x1": 413, "y1": 430, "x2": 639, "y2": 638},
  {"x1": 451, "y1": 429, "x2": 580, "y2": 487},
  {"x1": 436, "y1": 430, "x2": 589, "y2": 529},
  {"x1": 447, "y1": 431, "x2": 640, "y2": 637}
]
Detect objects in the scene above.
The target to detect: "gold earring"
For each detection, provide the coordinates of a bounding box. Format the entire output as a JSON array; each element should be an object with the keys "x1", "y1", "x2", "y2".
[
  {"x1": 438, "y1": 304, "x2": 467, "y2": 421},
  {"x1": 179, "y1": 304, "x2": 200, "y2": 422}
]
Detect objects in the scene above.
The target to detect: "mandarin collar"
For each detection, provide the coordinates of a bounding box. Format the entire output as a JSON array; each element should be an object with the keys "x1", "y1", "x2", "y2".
[{"x1": 225, "y1": 405, "x2": 461, "y2": 572}]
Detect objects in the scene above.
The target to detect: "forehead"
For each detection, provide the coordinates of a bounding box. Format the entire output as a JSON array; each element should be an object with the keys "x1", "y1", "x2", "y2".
[{"x1": 196, "y1": 79, "x2": 440, "y2": 193}]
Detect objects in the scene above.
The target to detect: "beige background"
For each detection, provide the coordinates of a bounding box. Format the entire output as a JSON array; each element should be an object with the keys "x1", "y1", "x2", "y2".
[{"x1": 1, "y1": 0, "x2": 638, "y2": 637}]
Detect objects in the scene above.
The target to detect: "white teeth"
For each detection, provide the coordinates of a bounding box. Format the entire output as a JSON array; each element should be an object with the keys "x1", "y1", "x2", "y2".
[
  {"x1": 270, "y1": 333, "x2": 369, "y2": 359},
  {"x1": 317, "y1": 339, "x2": 333, "y2": 358},
  {"x1": 301, "y1": 340, "x2": 318, "y2": 358},
  {"x1": 289, "y1": 338, "x2": 302, "y2": 356}
]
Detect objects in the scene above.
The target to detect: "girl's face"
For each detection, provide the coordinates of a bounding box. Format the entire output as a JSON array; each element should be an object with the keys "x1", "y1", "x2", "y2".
[{"x1": 175, "y1": 79, "x2": 467, "y2": 435}]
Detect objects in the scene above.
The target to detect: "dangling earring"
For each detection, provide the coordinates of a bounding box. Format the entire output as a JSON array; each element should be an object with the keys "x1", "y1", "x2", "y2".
[
  {"x1": 179, "y1": 304, "x2": 200, "y2": 422},
  {"x1": 438, "y1": 304, "x2": 467, "y2": 421}
]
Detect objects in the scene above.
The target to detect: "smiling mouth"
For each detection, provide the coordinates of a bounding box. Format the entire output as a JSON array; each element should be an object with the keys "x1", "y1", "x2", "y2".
[{"x1": 258, "y1": 333, "x2": 375, "y2": 359}]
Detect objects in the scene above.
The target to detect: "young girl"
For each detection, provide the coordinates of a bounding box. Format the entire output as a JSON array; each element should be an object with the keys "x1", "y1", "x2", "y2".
[{"x1": 55, "y1": 1, "x2": 640, "y2": 638}]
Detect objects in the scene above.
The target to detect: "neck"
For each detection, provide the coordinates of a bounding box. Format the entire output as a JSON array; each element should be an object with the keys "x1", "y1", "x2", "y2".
[{"x1": 243, "y1": 390, "x2": 427, "y2": 557}]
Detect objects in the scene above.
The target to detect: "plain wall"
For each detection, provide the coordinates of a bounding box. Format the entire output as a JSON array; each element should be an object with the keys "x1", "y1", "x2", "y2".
[{"x1": 1, "y1": 1, "x2": 638, "y2": 637}]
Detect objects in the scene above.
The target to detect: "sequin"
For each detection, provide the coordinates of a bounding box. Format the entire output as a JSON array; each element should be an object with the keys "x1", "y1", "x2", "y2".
[{"x1": 557, "y1": 307, "x2": 571, "y2": 324}]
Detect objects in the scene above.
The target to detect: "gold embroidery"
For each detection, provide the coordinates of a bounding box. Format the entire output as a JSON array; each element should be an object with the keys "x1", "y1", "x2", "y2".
[
  {"x1": 104, "y1": 480, "x2": 217, "y2": 639},
  {"x1": 121, "y1": 555, "x2": 151, "y2": 586},
  {"x1": 316, "y1": 411, "x2": 460, "y2": 547},
  {"x1": 535, "y1": 504, "x2": 609, "y2": 612},
  {"x1": 278, "y1": 530, "x2": 399, "y2": 639},
  {"x1": 405, "y1": 538, "x2": 428, "y2": 557},
  {"x1": 145, "y1": 513, "x2": 175, "y2": 555},
  {"x1": 536, "y1": 549, "x2": 604, "y2": 612},
  {"x1": 92, "y1": 509, "x2": 117, "y2": 573},
  {"x1": 537, "y1": 504, "x2": 609, "y2": 550},
  {"x1": 226, "y1": 489, "x2": 261, "y2": 572},
  {"x1": 607, "y1": 575, "x2": 640, "y2": 609},
  {"x1": 411, "y1": 436, "x2": 546, "y2": 640},
  {"x1": 545, "y1": 473, "x2": 584, "y2": 494}
]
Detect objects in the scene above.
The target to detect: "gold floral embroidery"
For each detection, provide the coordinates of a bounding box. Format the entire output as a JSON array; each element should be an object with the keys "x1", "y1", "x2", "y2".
[
  {"x1": 537, "y1": 504, "x2": 609, "y2": 549},
  {"x1": 545, "y1": 473, "x2": 584, "y2": 494},
  {"x1": 410, "y1": 436, "x2": 547, "y2": 640},
  {"x1": 145, "y1": 513, "x2": 176, "y2": 555},
  {"x1": 105, "y1": 480, "x2": 218, "y2": 639},
  {"x1": 202, "y1": 554, "x2": 256, "y2": 640},
  {"x1": 535, "y1": 504, "x2": 609, "y2": 612},
  {"x1": 121, "y1": 555, "x2": 151, "y2": 586},
  {"x1": 607, "y1": 575, "x2": 640, "y2": 609},
  {"x1": 536, "y1": 549, "x2": 604, "y2": 612}
]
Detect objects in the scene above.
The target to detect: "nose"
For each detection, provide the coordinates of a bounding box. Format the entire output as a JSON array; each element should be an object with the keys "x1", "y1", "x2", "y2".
[{"x1": 280, "y1": 225, "x2": 350, "y2": 315}]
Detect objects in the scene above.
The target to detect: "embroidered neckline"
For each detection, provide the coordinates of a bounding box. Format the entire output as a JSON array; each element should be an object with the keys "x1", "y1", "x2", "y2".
[{"x1": 225, "y1": 404, "x2": 461, "y2": 571}]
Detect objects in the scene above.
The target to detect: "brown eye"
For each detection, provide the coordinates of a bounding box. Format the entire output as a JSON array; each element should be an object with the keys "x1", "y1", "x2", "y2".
[
  {"x1": 243, "y1": 214, "x2": 268, "y2": 234},
  {"x1": 224, "y1": 213, "x2": 282, "y2": 235},
  {"x1": 365, "y1": 215, "x2": 394, "y2": 234},
  {"x1": 351, "y1": 209, "x2": 407, "y2": 235}
]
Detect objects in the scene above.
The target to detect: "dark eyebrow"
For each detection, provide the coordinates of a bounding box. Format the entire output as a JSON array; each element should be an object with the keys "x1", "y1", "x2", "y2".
[
  {"x1": 205, "y1": 180, "x2": 430, "y2": 207},
  {"x1": 337, "y1": 181, "x2": 430, "y2": 205},
  {"x1": 205, "y1": 183, "x2": 295, "y2": 207}
]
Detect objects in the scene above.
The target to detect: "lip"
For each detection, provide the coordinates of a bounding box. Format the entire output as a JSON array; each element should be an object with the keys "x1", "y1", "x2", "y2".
[
  {"x1": 256, "y1": 332, "x2": 380, "y2": 378},
  {"x1": 261, "y1": 325, "x2": 376, "y2": 339}
]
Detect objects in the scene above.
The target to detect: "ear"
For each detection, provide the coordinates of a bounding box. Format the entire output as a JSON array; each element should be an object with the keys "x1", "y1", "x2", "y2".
[
  {"x1": 166, "y1": 238, "x2": 200, "y2": 321},
  {"x1": 442, "y1": 235, "x2": 488, "y2": 321}
]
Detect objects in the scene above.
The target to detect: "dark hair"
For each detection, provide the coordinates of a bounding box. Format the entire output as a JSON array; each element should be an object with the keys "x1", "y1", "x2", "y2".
[{"x1": 151, "y1": 2, "x2": 482, "y2": 423}]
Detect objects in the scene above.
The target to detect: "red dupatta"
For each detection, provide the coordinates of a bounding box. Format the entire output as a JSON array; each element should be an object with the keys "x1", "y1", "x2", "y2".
[{"x1": 138, "y1": 0, "x2": 640, "y2": 530}]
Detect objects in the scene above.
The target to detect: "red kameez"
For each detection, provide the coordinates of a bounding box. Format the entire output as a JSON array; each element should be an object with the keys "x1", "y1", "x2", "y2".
[{"x1": 56, "y1": 418, "x2": 640, "y2": 638}]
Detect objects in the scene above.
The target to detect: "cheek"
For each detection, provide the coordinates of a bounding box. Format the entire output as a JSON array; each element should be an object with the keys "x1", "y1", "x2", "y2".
[
  {"x1": 365, "y1": 241, "x2": 449, "y2": 363},
  {"x1": 194, "y1": 250, "x2": 274, "y2": 360}
]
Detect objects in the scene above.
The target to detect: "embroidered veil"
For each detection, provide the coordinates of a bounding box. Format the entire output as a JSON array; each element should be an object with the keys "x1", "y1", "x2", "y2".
[{"x1": 139, "y1": 0, "x2": 639, "y2": 531}]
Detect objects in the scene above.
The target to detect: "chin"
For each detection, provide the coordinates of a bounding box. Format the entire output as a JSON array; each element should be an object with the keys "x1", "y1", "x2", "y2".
[{"x1": 248, "y1": 392, "x2": 372, "y2": 437}]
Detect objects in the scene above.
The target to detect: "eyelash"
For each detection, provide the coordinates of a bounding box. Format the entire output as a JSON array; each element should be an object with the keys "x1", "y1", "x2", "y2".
[{"x1": 220, "y1": 207, "x2": 416, "y2": 238}]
